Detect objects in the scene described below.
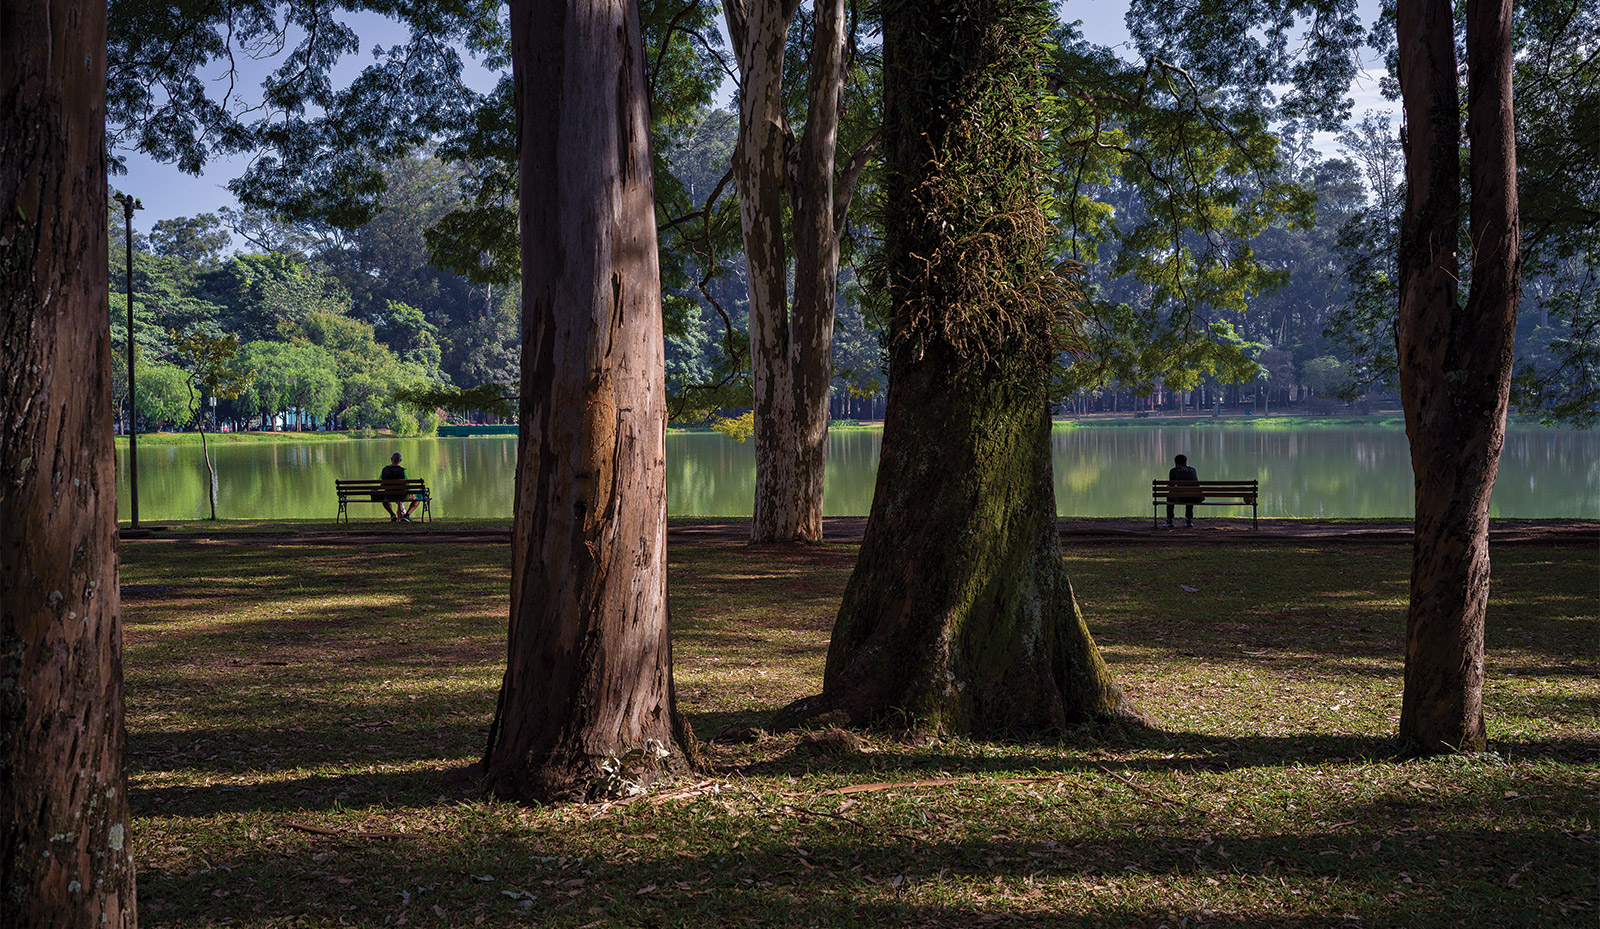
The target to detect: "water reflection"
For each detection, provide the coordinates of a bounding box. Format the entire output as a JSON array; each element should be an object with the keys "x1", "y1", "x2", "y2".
[{"x1": 116, "y1": 424, "x2": 1597, "y2": 521}]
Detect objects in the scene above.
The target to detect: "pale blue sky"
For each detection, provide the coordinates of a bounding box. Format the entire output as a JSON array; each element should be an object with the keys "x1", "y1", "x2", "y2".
[{"x1": 116, "y1": 1, "x2": 1393, "y2": 235}]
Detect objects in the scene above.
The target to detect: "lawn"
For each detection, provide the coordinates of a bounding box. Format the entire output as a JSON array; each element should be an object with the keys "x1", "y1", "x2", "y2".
[{"x1": 118, "y1": 530, "x2": 1597, "y2": 927}]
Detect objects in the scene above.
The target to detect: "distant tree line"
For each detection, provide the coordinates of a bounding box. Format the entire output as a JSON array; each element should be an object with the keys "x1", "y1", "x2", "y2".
[{"x1": 110, "y1": 152, "x2": 518, "y2": 434}]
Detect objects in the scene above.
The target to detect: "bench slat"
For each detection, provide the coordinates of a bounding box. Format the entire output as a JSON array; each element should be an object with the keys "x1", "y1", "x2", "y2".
[
  {"x1": 334, "y1": 479, "x2": 433, "y2": 523},
  {"x1": 1151, "y1": 479, "x2": 1259, "y2": 529}
]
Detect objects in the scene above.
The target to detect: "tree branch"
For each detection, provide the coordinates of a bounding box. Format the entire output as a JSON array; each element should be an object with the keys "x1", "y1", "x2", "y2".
[{"x1": 832, "y1": 129, "x2": 879, "y2": 231}]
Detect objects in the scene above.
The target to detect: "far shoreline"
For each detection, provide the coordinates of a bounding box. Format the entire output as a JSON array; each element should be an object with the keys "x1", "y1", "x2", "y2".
[{"x1": 111, "y1": 411, "x2": 1585, "y2": 447}]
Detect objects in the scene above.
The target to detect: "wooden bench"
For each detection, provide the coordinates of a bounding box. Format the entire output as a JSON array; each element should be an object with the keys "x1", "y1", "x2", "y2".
[
  {"x1": 1151, "y1": 479, "x2": 1259, "y2": 529},
  {"x1": 334, "y1": 479, "x2": 433, "y2": 523}
]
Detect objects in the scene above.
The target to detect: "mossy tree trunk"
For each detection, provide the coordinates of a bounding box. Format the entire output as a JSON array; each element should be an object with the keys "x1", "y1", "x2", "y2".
[
  {"x1": 479, "y1": 0, "x2": 694, "y2": 803},
  {"x1": 1393, "y1": 0, "x2": 1520, "y2": 754},
  {"x1": 778, "y1": 0, "x2": 1135, "y2": 734},
  {"x1": 1, "y1": 0, "x2": 138, "y2": 923}
]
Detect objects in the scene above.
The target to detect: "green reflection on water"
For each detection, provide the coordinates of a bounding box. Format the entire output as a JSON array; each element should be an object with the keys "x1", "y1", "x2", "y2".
[{"x1": 115, "y1": 424, "x2": 1598, "y2": 521}]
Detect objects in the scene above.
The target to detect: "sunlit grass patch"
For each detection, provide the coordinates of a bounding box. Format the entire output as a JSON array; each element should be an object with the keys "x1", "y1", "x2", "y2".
[{"x1": 119, "y1": 532, "x2": 1597, "y2": 927}]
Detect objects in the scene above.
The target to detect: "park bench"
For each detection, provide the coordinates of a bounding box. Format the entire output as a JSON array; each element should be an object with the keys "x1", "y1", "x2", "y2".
[
  {"x1": 1151, "y1": 479, "x2": 1259, "y2": 530},
  {"x1": 334, "y1": 478, "x2": 433, "y2": 524}
]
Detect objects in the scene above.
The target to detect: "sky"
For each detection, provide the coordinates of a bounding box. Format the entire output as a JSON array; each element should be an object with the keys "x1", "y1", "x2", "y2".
[{"x1": 116, "y1": 0, "x2": 1396, "y2": 237}]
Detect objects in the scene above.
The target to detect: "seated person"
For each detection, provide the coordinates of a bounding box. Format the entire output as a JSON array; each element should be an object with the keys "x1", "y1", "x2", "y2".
[
  {"x1": 1166, "y1": 454, "x2": 1201, "y2": 528},
  {"x1": 379, "y1": 451, "x2": 418, "y2": 522}
]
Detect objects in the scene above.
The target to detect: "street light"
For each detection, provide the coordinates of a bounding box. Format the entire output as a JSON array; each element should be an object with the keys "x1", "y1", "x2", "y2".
[{"x1": 113, "y1": 190, "x2": 143, "y2": 529}]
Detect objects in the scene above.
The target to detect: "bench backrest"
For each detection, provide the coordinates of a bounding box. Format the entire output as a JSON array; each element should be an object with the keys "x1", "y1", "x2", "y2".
[
  {"x1": 336, "y1": 478, "x2": 428, "y2": 494},
  {"x1": 1151, "y1": 480, "x2": 1257, "y2": 497}
]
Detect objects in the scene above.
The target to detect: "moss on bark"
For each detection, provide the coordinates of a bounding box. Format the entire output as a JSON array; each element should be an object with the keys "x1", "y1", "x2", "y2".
[{"x1": 772, "y1": 0, "x2": 1137, "y2": 736}]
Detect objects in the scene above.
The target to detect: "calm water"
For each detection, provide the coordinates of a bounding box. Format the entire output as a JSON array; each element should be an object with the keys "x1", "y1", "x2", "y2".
[{"x1": 115, "y1": 424, "x2": 1598, "y2": 522}]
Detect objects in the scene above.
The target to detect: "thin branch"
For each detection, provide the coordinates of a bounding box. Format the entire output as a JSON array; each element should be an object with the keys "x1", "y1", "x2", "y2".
[
  {"x1": 832, "y1": 129, "x2": 880, "y2": 232},
  {"x1": 650, "y1": 1, "x2": 702, "y2": 94}
]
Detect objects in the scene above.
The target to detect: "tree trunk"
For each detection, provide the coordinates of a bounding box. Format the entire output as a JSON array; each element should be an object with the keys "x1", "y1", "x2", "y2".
[
  {"x1": 722, "y1": 0, "x2": 862, "y2": 544},
  {"x1": 201, "y1": 428, "x2": 217, "y2": 520},
  {"x1": 784, "y1": 0, "x2": 848, "y2": 545},
  {"x1": 1, "y1": 1, "x2": 138, "y2": 924},
  {"x1": 479, "y1": 0, "x2": 694, "y2": 803},
  {"x1": 775, "y1": 0, "x2": 1137, "y2": 735},
  {"x1": 1394, "y1": 0, "x2": 1520, "y2": 754}
]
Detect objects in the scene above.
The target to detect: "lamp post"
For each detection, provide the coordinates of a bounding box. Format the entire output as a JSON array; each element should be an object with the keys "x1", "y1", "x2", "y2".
[{"x1": 114, "y1": 190, "x2": 143, "y2": 528}]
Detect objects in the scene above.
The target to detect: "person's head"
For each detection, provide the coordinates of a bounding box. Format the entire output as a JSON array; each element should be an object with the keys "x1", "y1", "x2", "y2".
[
  {"x1": 1174, "y1": 454, "x2": 1187, "y2": 466},
  {"x1": 391, "y1": 452, "x2": 402, "y2": 464}
]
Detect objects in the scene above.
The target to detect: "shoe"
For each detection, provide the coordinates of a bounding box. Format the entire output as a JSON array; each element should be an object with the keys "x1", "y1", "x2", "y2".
[
  {"x1": 390, "y1": 515, "x2": 398, "y2": 522},
  {"x1": 1185, "y1": 520, "x2": 1193, "y2": 528},
  {"x1": 400, "y1": 513, "x2": 412, "y2": 522},
  {"x1": 1163, "y1": 521, "x2": 1174, "y2": 529}
]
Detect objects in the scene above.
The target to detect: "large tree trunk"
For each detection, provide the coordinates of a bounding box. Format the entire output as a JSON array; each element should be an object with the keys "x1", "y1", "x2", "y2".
[
  {"x1": 1, "y1": 1, "x2": 138, "y2": 925},
  {"x1": 722, "y1": 0, "x2": 858, "y2": 544},
  {"x1": 480, "y1": 0, "x2": 693, "y2": 803},
  {"x1": 1394, "y1": 0, "x2": 1520, "y2": 754},
  {"x1": 776, "y1": 0, "x2": 1136, "y2": 734}
]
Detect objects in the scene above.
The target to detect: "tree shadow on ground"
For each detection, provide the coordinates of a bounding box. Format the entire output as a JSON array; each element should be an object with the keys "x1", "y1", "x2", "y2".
[
  {"x1": 717, "y1": 723, "x2": 1599, "y2": 781},
  {"x1": 135, "y1": 806, "x2": 1589, "y2": 929}
]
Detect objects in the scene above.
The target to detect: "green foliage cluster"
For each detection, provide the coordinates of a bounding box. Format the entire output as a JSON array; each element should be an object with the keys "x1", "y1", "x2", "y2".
[
  {"x1": 103, "y1": 0, "x2": 1596, "y2": 425},
  {"x1": 112, "y1": 201, "x2": 452, "y2": 435},
  {"x1": 1328, "y1": 0, "x2": 1600, "y2": 424},
  {"x1": 1047, "y1": 13, "x2": 1329, "y2": 400}
]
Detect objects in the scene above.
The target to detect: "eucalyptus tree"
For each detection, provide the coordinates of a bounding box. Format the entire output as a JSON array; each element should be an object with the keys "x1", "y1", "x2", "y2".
[
  {"x1": 476, "y1": 0, "x2": 697, "y2": 803},
  {"x1": 2, "y1": 0, "x2": 137, "y2": 924},
  {"x1": 416, "y1": 1, "x2": 734, "y2": 408},
  {"x1": 720, "y1": 0, "x2": 880, "y2": 542}
]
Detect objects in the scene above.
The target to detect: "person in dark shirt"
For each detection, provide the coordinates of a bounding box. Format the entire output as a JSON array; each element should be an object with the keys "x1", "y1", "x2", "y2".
[
  {"x1": 1166, "y1": 454, "x2": 1201, "y2": 528},
  {"x1": 379, "y1": 451, "x2": 418, "y2": 522}
]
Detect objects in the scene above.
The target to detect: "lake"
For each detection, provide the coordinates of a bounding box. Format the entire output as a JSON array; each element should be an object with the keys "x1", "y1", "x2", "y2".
[{"x1": 116, "y1": 423, "x2": 1598, "y2": 522}]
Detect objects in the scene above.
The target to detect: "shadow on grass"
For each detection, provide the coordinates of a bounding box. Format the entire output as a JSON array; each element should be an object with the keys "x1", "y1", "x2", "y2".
[
  {"x1": 129, "y1": 708, "x2": 1597, "y2": 821},
  {"x1": 131, "y1": 761, "x2": 469, "y2": 816},
  {"x1": 726, "y1": 726, "x2": 1600, "y2": 781},
  {"x1": 135, "y1": 814, "x2": 1589, "y2": 929}
]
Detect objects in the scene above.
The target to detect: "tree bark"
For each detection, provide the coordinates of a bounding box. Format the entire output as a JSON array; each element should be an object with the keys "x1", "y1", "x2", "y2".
[
  {"x1": 1394, "y1": 0, "x2": 1520, "y2": 754},
  {"x1": 1, "y1": 0, "x2": 138, "y2": 924},
  {"x1": 776, "y1": 0, "x2": 1137, "y2": 735},
  {"x1": 480, "y1": 0, "x2": 694, "y2": 803},
  {"x1": 722, "y1": 0, "x2": 861, "y2": 544}
]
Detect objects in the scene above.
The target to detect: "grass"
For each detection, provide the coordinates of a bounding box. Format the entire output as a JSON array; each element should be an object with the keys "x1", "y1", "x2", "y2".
[{"x1": 119, "y1": 531, "x2": 1597, "y2": 927}]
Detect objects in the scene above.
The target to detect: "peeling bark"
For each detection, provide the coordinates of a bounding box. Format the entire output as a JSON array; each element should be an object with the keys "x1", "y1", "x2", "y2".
[
  {"x1": 480, "y1": 0, "x2": 695, "y2": 803},
  {"x1": 1394, "y1": 0, "x2": 1520, "y2": 754},
  {"x1": 722, "y1": 0, "x2": 859, "y2": 544},
  {"x1": 1, "y1": 0, "x2": 138, "y2": 924}
]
